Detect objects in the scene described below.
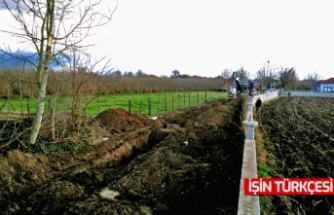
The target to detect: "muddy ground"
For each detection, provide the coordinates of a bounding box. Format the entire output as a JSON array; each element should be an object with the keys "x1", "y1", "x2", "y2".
[
  {"x1": 258, "y1": 97, "x2": 334, "y2": 215},
  {"x1": 0, "y1": 98, "x2": 245, "y2": 215}
]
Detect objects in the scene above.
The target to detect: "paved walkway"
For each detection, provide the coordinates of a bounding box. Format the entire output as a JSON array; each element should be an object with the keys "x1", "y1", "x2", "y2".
[
  {"x1": 237, "y1": 139, "x2": 260, "y2": 215},
  {"x1": 237, "y1": 91, "x2": 279, "y2": 215}
]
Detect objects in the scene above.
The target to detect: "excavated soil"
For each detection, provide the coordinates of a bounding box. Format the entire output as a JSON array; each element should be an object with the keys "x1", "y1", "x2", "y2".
[
  {"x1": 258, "y1": 97, "x2": 334, "y2": 215},
  {"x1": 0, "y1": 98, "x2": 245, "y2": 215}
]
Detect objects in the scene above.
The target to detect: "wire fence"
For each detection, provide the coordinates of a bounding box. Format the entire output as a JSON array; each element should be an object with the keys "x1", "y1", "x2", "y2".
[
  {"x1": 94, "y1": 91, "x2": 226, "y2": 116},
  {"x1": 0, "y1": 91, "x2": 227, "y2": 119}
]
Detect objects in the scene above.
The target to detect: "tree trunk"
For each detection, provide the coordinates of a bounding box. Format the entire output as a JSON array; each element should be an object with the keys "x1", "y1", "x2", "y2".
[
  {"x1": 29, "y1": 1, "x2": 55, "y2": 144},
  {"x1": 29, "y1": 37, "x2": 54, "y2": 144},
  {"x1": 29, "y1": 70, "x2": 49, "y2": 144}
]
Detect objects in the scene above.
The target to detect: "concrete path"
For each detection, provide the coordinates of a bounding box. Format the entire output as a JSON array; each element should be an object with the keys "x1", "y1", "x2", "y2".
[
  {"x1": 237, "y1": 91, "x2": 279, "y2": 215},
  {"x1": 237, "y1": 139, "x2": 260, "y2": 215}
]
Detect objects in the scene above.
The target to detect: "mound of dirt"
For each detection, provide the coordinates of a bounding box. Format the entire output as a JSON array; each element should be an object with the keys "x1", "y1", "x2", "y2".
[
  {"x1": 95, "y1": 108, "x2": 152, "y2": 132},
  {"x1": 0, "y1": 98, "x2": 246, "y2": 215}
]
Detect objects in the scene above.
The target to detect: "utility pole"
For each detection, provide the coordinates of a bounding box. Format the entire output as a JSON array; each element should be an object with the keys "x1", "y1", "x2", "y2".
[{"x1": 267, "y1": 60, "x2": 270, "y2": 90}]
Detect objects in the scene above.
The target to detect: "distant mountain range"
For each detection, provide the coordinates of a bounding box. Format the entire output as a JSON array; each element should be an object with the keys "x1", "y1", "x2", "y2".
[{"x1": 0, "y1": 51, "x2": 64, "y2": 70}]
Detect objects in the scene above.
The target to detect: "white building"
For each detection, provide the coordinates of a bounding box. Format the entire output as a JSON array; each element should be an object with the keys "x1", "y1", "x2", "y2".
[{"x1": 314, "y1": 78, "x2": 334, "y2": 92}]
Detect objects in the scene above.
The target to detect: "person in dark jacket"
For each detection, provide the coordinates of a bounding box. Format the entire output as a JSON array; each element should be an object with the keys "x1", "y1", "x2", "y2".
[
  {"x1": 236, "y1": 80, "x2": 242, "y2": 95},
  {"x1": 248, "y1": 80, "x2": 254, "y2": 96},
  {"x1": 255, "y1": 97, "x2": 262, "y2": 115}
]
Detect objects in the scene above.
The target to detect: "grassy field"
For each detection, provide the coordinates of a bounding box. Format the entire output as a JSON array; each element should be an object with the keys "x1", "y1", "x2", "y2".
[{"x1": 0, "y1": 91, "x2": 227, "y2": 117}]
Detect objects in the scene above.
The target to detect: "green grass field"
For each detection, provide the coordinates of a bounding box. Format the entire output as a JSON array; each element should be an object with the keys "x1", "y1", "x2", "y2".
[{"x1": 0, "y1": 91, "x2": 227, "y2": 117}]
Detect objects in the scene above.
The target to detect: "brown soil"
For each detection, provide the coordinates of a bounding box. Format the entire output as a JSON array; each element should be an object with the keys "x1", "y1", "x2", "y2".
[
  {"x1": 95, "y1": 108, "x2": 152, "y2": 133},
  {"x1": 258, "y1": 97, "x2": 334, "y2": 215},
  {"x1": 0, "y1": 98, "x2": 245, "y2": 215}
]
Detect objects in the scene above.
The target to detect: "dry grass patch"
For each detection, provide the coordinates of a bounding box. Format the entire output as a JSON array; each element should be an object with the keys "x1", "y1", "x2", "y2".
[{"x1": 255, "y1": 125, "x2": 267, "y2": 165}]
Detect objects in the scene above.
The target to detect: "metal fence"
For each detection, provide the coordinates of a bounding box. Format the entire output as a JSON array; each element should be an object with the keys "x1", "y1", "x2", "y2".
[
  {"x1": 0, "y1": 91, "x2": 226, "y2": 118},
  {"x1": 279, "y1": 90, "x2": 334, "y2": 98}
]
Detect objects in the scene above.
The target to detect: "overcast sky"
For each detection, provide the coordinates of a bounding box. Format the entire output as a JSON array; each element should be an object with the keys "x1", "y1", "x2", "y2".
[{"x1": 1, "y1": 0, "x2": 334, "y2": 79}]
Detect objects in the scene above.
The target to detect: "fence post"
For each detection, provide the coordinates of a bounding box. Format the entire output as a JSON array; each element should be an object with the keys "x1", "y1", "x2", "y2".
[
  {"x1": 197, "y1": 92, "x2": 199, "y2": 103},
  {"x1": 128, "y1": 99, "x2": 131, "y2": 112},
  {"x1": 148, "y1": 97, "x2": 151, "y2": 116},
  {"x1": 164, "y1": 96, "x2": 167, "y2": 111},
  {"x1": 178, "y1": 93, "x2": 181, "y2": 108},
  {"x1": 183, "y1": 93, "x2": 186, "y2": 106},
  {"x1": 188, "y1": 93, "x2": 191, "y2": 106},
  {"x1": 205, "y1": 91, "x2": 207, "y2": 101},
  {"x1": 172, "y1": 95, "x2": 174, "y2": 110},
  {"x1": 139, "y1": 100, "x2": 142, "y2": 114}
]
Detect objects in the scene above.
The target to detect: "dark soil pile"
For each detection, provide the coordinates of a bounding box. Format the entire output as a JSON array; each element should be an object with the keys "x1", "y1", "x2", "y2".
[
  {"x1": 259, "y1": 97, "x2": 334, "y2": 215},
  {"x1": 95, "y1": 108, "x2": 152, "y2": 133},
  {"x1": 0, "y1": 98, "x2": 245, "y2": 215}
]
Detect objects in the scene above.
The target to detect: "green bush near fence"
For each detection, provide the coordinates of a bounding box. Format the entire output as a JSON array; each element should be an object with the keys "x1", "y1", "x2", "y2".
[{"x1": 0, "y1": 91, "x2": 227, "y2": 117}]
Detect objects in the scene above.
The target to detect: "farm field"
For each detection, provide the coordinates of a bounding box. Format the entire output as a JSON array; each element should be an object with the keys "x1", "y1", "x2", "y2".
[
  {"x1": 0, "y1": 91, "x2": 225, "y2": 117},
  {"x1": 258, "y1": 97, "x2": 334, "y2": 214},
  {"x1": 0, "y1": 97, "x2": 245, "y2": 214},
  {"x1": 3, "y1": 94, "x2": 333, "y2": 214}
]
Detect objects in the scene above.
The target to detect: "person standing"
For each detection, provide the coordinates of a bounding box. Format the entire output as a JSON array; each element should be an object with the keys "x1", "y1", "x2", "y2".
[
  {"x1": 248, "y1": 80, "x2": 254, "y2": 96},
  {"x1": 236, "y1": 80, "x2": 242, "y2": 95},
  {"x1": 255, "y1": 97, "x2": 262, "y2": 115}
]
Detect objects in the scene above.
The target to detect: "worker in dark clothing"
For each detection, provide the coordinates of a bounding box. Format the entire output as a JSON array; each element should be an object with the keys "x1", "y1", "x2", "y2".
[
  {"x1": 255, "y1": 97, "x2": 262, "y2": 115},
  {"x1": 236, "y1": 80, "x2": 242, "y2": 95},
  {"x1": 248, "y1": 80, "x2": 254, "y2": 96}
]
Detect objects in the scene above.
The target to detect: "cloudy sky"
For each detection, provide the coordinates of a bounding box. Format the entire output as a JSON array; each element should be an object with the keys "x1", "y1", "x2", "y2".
[{"x1": 1, "y1": 0, "x2": 334, "y2": 79}]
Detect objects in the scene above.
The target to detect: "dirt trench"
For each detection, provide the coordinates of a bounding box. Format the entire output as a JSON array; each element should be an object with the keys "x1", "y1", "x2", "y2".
[{"x1": 0, "y1": 98, "x2": 246, "y2": 215}]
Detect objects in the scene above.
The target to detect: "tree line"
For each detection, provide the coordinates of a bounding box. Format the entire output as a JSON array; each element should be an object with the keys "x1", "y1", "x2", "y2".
[
  {"x1": 220, "y1": 61, "x2": 322, "y2": 91},
  {"x1": 0, "y1": 69, "x2": 224, "y2": 98}
]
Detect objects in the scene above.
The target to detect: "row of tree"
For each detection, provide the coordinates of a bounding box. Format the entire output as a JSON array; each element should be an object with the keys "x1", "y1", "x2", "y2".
[
  {"x1": 107, "y1": 65, "x2": 321, "y2": 92},
  {"x1": 0, "y1": 69, "x2": 224, "y2": 98},
  {"x1": 220, "y1": 61, "x2": 321, "y2": 91}
]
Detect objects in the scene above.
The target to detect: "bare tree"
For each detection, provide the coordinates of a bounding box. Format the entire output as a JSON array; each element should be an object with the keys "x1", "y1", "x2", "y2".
[
  {"x1": 62, "y1": 48, "x2": 111, "y2": 128},
  {"x1": 220, "y1": 69, "x2": 232, "y2": 91},
  {"x1": 279, "y1": 67, "x2": 298, "y2": 90},
  {"x1": 296, "y1": 72, "x2": 322, "y2": 91},
  {"x1": 0, "y1": 0, "x2": 118, "y2": 144},
  {"x1": 221, "y1": 69, "x2": 232, "y2": 79},
  {"x1": 235, "y1": 67, "x2": 249, "y2": 80},
  {"x1": 256, "y1": 67, "x2": 266, "y2": 91},
  {"x1": 305, "y1": 72, "x2": 322, "y2": 81},
  {"x1": 256, "y1": 61, "x2": 278, "y2": 90}
]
